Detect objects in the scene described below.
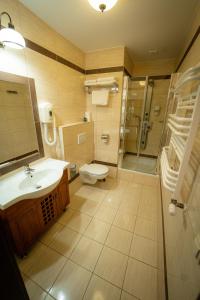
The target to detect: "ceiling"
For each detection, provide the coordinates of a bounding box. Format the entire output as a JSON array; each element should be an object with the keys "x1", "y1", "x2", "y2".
[{"x1": 19, "y1": 0, "x2": 198, "y2": 61}]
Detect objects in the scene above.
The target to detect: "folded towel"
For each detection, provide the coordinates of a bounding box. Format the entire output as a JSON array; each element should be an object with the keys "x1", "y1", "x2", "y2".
[{"x1": 92, "y1": 89, "x2": 109, "y2": 105}]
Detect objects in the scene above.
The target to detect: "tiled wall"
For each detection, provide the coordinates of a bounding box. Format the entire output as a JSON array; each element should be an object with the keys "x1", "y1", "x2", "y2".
[
  {"x1": 86, "y1": 72, "x2": 124, "y2": 165},
  {"x1": 124, "y1": 47, "x2": 134, "y2": 76},
  {"x1": 133, "y1": 58, "x2": 176, "y2": 76},
  {"x1": 176, "y1": 2, "x2": 200, "y2": 72},
  {"x1": 85, "y1": 47, "x2": 125, "y2": 70},
  {"x1": 59, "y1": 122, "x2": 94, "y2": 171},
  {"x1": 0, "y1": 0, "x2": 86, "y2": 159}
]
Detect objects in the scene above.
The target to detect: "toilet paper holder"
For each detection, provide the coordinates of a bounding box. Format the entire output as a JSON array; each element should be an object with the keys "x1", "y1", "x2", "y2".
[
  {"x1": 101, "y1": 134, "x2": 109, "y2": 143},
  {"x1": 168, "y1": 199, "x2": 185, "y2": 216},
  {"x1": 171, "y1": 199, "x2": 185, "y2": 209}
]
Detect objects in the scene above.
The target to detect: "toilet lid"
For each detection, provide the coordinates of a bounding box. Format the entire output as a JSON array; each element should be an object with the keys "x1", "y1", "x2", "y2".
[{"x1": 80, "y1": 164, "x2": 109, "y2": 175}]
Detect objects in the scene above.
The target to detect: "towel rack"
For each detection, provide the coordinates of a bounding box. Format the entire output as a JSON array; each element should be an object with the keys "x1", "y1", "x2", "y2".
[
  {"x1": 84, "y1": 78, "x2": 119, "y2": 94},
  {"x1": 161, "y1": 64, "x2": 200, "y2": 203}
]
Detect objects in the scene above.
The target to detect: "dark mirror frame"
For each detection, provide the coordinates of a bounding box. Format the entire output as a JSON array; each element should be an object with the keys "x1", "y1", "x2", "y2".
[{"x1": 0, "y1": 71, "x2": 44, "y2": 175}]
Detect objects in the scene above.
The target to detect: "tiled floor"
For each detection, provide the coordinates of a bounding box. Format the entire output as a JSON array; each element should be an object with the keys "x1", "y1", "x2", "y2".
[
  {"x1": 18, "y1": 177, "x2": 159, "y2": 300},
  {"x1": 122, "y1": 154, "x2": 157, "y2": 175}
]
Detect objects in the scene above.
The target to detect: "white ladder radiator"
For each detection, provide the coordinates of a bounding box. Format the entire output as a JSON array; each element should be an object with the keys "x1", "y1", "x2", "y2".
[{"x1": 161, "y1": 64, "x2": 200, "y2": 202}]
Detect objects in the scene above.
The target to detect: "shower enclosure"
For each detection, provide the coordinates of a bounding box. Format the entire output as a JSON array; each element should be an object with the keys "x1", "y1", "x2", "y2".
[{"x1": 119, "y1": 75, "x2": 170, "y2": 174}]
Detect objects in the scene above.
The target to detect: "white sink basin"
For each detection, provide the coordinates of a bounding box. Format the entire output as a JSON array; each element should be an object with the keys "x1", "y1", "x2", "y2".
[
  {"x1": 19, "y1": 169, "x2": 61, "y2": 192},
  {"x1": 0, "y1": 158, "x2": 69, "y2": 210}
]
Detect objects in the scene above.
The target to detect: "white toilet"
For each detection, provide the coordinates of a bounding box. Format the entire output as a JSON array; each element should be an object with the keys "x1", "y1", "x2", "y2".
[{"x1": 79, "y1": 163, "x2": 109, "y2": 184}]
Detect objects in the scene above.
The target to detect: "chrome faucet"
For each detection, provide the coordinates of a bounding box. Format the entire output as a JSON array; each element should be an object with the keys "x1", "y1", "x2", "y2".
[{"x1": 24, "y1": 164, "x2": 35, "y2": 175}]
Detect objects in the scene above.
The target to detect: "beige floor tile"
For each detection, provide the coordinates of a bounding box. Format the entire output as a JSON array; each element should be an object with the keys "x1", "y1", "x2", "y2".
[
  {"x1": 57, "y1": 208, "x2": 75, "y2": 225},
  {"x1": 137, "y1": 198, "x2": 157, "y2": 221},
  {"x1": 49, "y1": 227, "x2": 81, "y2": 257},
  {"x1": 118, "y1": 170, "x2": 134, "y2": 182},
  {"x1": 95, "y1": 177, "x2": 115, "y2": 189},
  {"x1": 71, "y1": 236, "x2": 103, "y2": 271},
  {"x1": 132, "y1": 173, "x2": 159, "y2": 186},
  {"x1": 94, "y1": 247, "x2": 128, "y2": 288},
  {"x1": 113, "y1": 180, "x2": 129, "y2": 190},
  {"x1": 69, "y1": 195, "x2": 85, "y2": 210},
  {"x1": 84, "y1": 275, "x2": 121, "y2": 300},
  {"x1": 49, "y1": 260, "x2": 91, "y2": 300},
  {"x1": 119, "y1": 194, "x2": 140, "y2": 215},
  {"x1": 127, "y1": 182, "x2": 143, "y2": 189},
  {"x1": 76, "y1": 185, "x2": 106, "y2": 203},
  {"x1": 78, "y1": 198, "x2": 100, "y2": 216},
  {"x1": 113, "y1": 211, "x2": 136, "y2": 232},
  {"x1": 123, "y1": 258, "x2": 157, "y2": 300},
  {"x1": 141, "y1": 186, "x2": 158, "y2": 202},
  {"x1": 121, "y1": 291, "x2": 138, "y2": 300},
  {"x1": 105, "y1": 226, "x2": 132, "y2": 255},
  {"x1": 40, "y1": 222, "x2": 64, "y2": 246},
  {"x1": 135, "y1": 217, "x2": 157, "y2": 241},
  {"x1": 103, "y1": 191, "x2": 122, "y2": 208},
  {"x1": 23, "y1": 243, "x2": 66, "y2": 292},
  {"x1": 95, "y1": 203, "x2": 117, "y2": 224},
  {"x1": 138, "y1": 186, "x2": 158, "y2": 221},
  {"x1": 123, "y1": 186, "x2": 141, "y2": 202},
  {"x1": 130, "y1": 235, "x2": 157, "y2": 267},
  {"x1": 23, "y1": 276, "x2": 47, "y2": 300},
  {"x1": 119, "y1": 202, "x2": 139, "y2": 215},
  {"x1": 84, "y1": 218, "x2": 111, "y2": 243},
  {"x1": 67, "y1": 211, "x2": 92, "y2": 233},
  {"x1": 18, "y1": 242, "x2": 44, "y2": 274}
]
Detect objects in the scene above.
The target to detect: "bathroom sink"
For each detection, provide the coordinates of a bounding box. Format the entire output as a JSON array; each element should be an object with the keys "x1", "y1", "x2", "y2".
[
  {"x1": 19, "y1": 169, "x2": 61, "y2": 192},
  {"x1": 0, "y1": 158, "x2": 69, "y2": 210}
]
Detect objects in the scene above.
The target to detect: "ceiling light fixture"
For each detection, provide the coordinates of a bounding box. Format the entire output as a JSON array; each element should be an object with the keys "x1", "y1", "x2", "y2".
[
  {"x1": 88, "y1": 0, "x2": 118, "y2": 12},
  {"x1": 0, "y1": 11, "x2": 26, "y2": 49}
]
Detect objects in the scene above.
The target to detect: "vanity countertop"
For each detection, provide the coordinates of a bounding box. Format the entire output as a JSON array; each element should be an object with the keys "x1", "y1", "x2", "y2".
[{"x1": 0, "y1": 158, "x2": 70, "y2": 210}]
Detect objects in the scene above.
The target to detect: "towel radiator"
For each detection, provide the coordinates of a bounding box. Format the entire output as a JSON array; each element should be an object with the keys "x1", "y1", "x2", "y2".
[{"x1": 161, "y1": 63, "x2": 200, "y2": 203}]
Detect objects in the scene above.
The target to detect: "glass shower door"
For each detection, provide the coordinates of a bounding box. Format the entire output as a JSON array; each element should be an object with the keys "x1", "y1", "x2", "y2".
[
  {"x1": 121, "y1": 76, "x2": 170, "y2": 175},
  {"x1": 121, "y1": 78, "x2": 147, "y2": 171}
]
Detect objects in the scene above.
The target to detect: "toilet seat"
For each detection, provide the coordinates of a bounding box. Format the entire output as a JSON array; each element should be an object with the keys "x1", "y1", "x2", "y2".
[
  {"x1": 79, "y1": 164, "x2": 109, "y2": 184},
  {"x1": 80, "y1": 164, "x2": 108, "y2": 176}
]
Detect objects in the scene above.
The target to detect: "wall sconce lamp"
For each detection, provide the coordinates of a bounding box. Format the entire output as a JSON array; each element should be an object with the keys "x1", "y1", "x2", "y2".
[{"x1": 0, "y1": 11, "x2": 26, "y2": 49}]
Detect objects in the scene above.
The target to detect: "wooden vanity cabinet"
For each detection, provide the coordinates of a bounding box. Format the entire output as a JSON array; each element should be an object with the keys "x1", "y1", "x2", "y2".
[{"x1": 0, "y1": 169, "x2": 70, "y2": 257}]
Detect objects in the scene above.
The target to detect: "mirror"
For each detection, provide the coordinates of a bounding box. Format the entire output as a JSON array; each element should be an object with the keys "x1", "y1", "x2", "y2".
[{"x1": 0, "y1": 71, "x2": 44, "y2": 174}]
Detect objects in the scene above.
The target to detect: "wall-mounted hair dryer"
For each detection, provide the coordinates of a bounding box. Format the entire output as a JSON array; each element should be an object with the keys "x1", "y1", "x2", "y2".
[{"x1": 39, "y1": 102, "x2": 57, "y2": 146}]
